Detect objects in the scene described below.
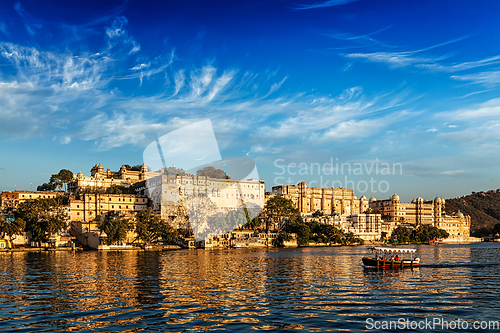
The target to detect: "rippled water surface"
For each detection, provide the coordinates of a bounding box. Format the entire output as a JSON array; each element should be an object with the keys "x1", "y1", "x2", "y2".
[{"x1": 1, "y1": 243, "x2": 500, "y2": 332}]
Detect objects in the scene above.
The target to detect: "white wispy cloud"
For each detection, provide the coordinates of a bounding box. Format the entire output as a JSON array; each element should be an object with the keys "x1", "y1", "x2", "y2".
[
  {"x1": 61, "y1": 136, "x2": 71, "y2": 144},
  {"x1": 250, "y1": 146, "x2": 283, "y2": 154},
  {"x1": 345, "y1": 50, "x2": 449, "y2": 68},
  {"x1": 451, "y1": 70, "x2": 500, "y2": 85},
  {"x1": 0, "y1": 10, "x2": 446, "y2": 158},
  {"x1": 293, "y1": 0, "x2": 357, "y2": 10},
  {"x1": 442, "y1": 97, "x2": 500, "y2": 120},
  {"x1": 14, "y1": 2, "x2": 26, "y2": 17},
  {"x1": 173, "y1": 70, "x2": 185, "y2": 96},
  {"x1": 440, "y1": 170, "x2": 467, "y2": 177},
  {"x1": 320, "y1": 118, "x2": 384, "y2": 140},
  {"x1": 422, "y1": 55, "x2": 500, "y2": 72},
  {"x1": 0, "y1": 21, "x2": 9, "y2": 36},
  {"x1": 344, "y1": 36, "x2": 500, "y2": 77},
  {"x1": 256, "y1": 86, "x2": 411, "y2": 141}
]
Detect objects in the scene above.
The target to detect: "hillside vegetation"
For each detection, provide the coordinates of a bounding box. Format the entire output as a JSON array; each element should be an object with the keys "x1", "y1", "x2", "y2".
[{"x1": 445, "y1": 189, "x2": 500, "y2": 235}]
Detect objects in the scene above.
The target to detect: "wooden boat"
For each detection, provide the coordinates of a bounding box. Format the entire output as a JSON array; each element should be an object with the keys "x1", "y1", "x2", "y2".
[
  {"x1": 428, "y1": 240, "x2": 439, "y2": 245},
  {"x1": 362, "y1": 246, "x2": 420, "y2": 268}
]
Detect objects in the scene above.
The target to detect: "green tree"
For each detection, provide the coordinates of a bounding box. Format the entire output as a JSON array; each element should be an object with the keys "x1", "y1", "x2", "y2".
[
  {"x1": 244, "y1": 216, "x2": 261, "y2": 230},
  {"x1": 97, "y1": 214, "x2": 133, "y2": 245},
  {"x1": 38, "y1": 169, "x2": 74, "y2": 192},
  {"x1": 272, "y1": 232, "x2": 292, "y2": 247},
  {"x1": 130, "y1": 164, "x2": 143, "y2": 171},
  {"x1": 0, "y1": 217, "x2": 26, "y2": 242},
  {"x1": 37, "y1": 182, "x2": 57, "y2": 191},
  {"x1": 412, "y1": 224, "x2": 449, "y2": 243},
  {"x1": 391, "y1": 225, "x2": 412, "y2": 243},
  {"x1": 196, "y1": 166, "x2": 229, "y2": 179},
  {"x1": 285, "y1": 221, "x2": 311, "y2": 246},
  {"x1": 262, "y1": 196, "x2": 302, "y2": 233},
  {"x1": 222, "y1": 207, "x2": 260, "y2": 232},
  {"x1": 15, "y1": 197, "x2": 68, "y2": 243},
  {"x1": 312, "y1": 210, "x2": 324, "y2": 217},
  {"x1": 492, "y1": 223, "x2": 500, "y2": 235},
  {"x1": 104, "y1": 185, "x2": 136, "y2": 195},
  {"x1": 135, "y1": 208, "x2": 178, "y2": 244},
  {"x1": 164, "y1": 166, "x2": 186, "y2": 176}
]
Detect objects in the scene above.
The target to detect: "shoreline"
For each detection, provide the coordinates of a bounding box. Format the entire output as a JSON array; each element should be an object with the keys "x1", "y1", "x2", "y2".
[{"x1": 0, "y1": 237, "x2": 485, "y2": 253}]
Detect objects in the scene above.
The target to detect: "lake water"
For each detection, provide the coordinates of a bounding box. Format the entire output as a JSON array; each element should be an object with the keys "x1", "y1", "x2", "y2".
[{"x1": 1, "y1": 242, "x2": 500, "y2": 332}]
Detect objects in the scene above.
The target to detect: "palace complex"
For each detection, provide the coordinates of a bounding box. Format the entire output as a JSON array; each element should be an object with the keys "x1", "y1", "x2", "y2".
[
  {"x1": 369, "y1": 193, "x2": 471, "y2": 237},
  {"x1": 272, "y1": 181, "x2": 369, "y2": 215},
  {"x1": 270, "y1": 181, "x2": 471, "y2": 240},
  {"x1": 0, "y1": 166, "x2": 474, "y2": 248}
]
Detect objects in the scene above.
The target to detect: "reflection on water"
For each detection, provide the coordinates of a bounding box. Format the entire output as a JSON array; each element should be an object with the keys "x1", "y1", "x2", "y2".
[{"x1": 1, "y1": 243, "x2": 499, "y2": 332}]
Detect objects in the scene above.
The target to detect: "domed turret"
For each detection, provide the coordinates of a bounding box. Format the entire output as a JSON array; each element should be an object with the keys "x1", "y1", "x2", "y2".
[
  {"x1": 457, "y1": 210, "x2": 464, "y2": 218},
  {"x1": 417, "y1": 197, "x2": 423, "y2": 202},
  {"x1": 369, "y1": 195, "x2": 377, "y2": 203},
  {"x1": 391, "y1": 192, "x2": 400, "y2": 201},
  {"x1": 77, "y1": 171, "x2": 84, "y2": 179},
  {"x1": 360, "y1": 195, "x2": 367, "y2": 200},
  {"x1": 441, "y1": 196, "x2": 445, "y2": 204},
  {"x1": 411, "y1": 197, "x2": 416, "y2": 203},
  {"x1": 434, "y1": 195, "x2": 442, "y2": 204}
]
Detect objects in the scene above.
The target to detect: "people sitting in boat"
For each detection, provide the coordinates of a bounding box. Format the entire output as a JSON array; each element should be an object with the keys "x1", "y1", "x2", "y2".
[
  {"x1": 390, "y1": 255, "x2": 394, "y2": 261},
  {"x1": 395, "y1": 255, "x2": 399, "y2": 261},
  {"x1": 383, "y1": 255, "x2": 387, "y2": 261}
]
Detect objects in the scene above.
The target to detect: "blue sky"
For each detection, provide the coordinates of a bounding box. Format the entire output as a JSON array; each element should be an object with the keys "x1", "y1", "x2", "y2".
[{"x1": 0, "y1": 0, "x2": 499, "y2": 202}]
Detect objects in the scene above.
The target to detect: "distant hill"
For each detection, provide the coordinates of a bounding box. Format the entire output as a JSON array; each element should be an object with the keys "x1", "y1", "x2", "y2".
[{"x1": 445, "y1": 189, "x2": 500, "y2": 235}]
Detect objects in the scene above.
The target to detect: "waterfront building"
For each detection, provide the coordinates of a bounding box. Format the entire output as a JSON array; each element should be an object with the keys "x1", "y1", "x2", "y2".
[
  {"x1": 303, "y1": 214, "x2": 382, "y2": 241},
  {"x1": 68, "y1": 193, "x2": 149, "y2": 248},
  {"x1": 343, "y1": 214, "x2": 382, "y2": 241},
  {"x1": 17, "y1": 190, "x2": 62, "y2": 203},
  {"x1": 197, "y1": 229, "x2": 297, "y2": 248},
  {"x1": 272, "y1": 181, "x2": 369, "y2": 215},
  {"x1": 1, "y1": 190, "x2": 62, "y2": 212},
  {"x1": 369, "y1": 193, "x2": 471, "y2": 237},
  {"x1": 69, "y1": 193, "x2": 149, "y2": 224},
  {"x1": 135, "y1": 173, "x2": 265, "y2": 229}
]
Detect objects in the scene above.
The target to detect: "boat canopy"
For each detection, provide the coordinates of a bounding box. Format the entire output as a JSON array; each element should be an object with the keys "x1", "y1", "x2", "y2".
[{"x1": 368, "y1": 247, "x2": 417, "y2": 254}]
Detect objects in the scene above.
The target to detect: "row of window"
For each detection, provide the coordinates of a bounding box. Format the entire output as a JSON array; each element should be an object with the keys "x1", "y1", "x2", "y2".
[
  {"x1": 20, "y1": 194, "x2": 55, "y2": 199},
  {"x1": 83, "y1": 197, "x2": 146, "y2": 202},
  {"x1": 76, "y1": 205, "x2": 137, "y2": 210}
]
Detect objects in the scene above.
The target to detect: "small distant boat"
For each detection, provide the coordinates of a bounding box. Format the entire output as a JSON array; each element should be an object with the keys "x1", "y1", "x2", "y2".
[
  {"x1": 428, "y1": 240, "x2": 439, "y2": 245},
  {"x1": 362, "y1": 247, "x2": 420, "y2": 268}
]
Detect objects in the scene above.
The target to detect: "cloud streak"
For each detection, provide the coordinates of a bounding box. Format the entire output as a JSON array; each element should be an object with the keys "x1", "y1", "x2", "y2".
[
  {"x1": 293, "y1": 0, "x2": 357, "y2": 10},
  {"x1": 451, "y1": 70, "x2": 500, "y2": 86}
]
